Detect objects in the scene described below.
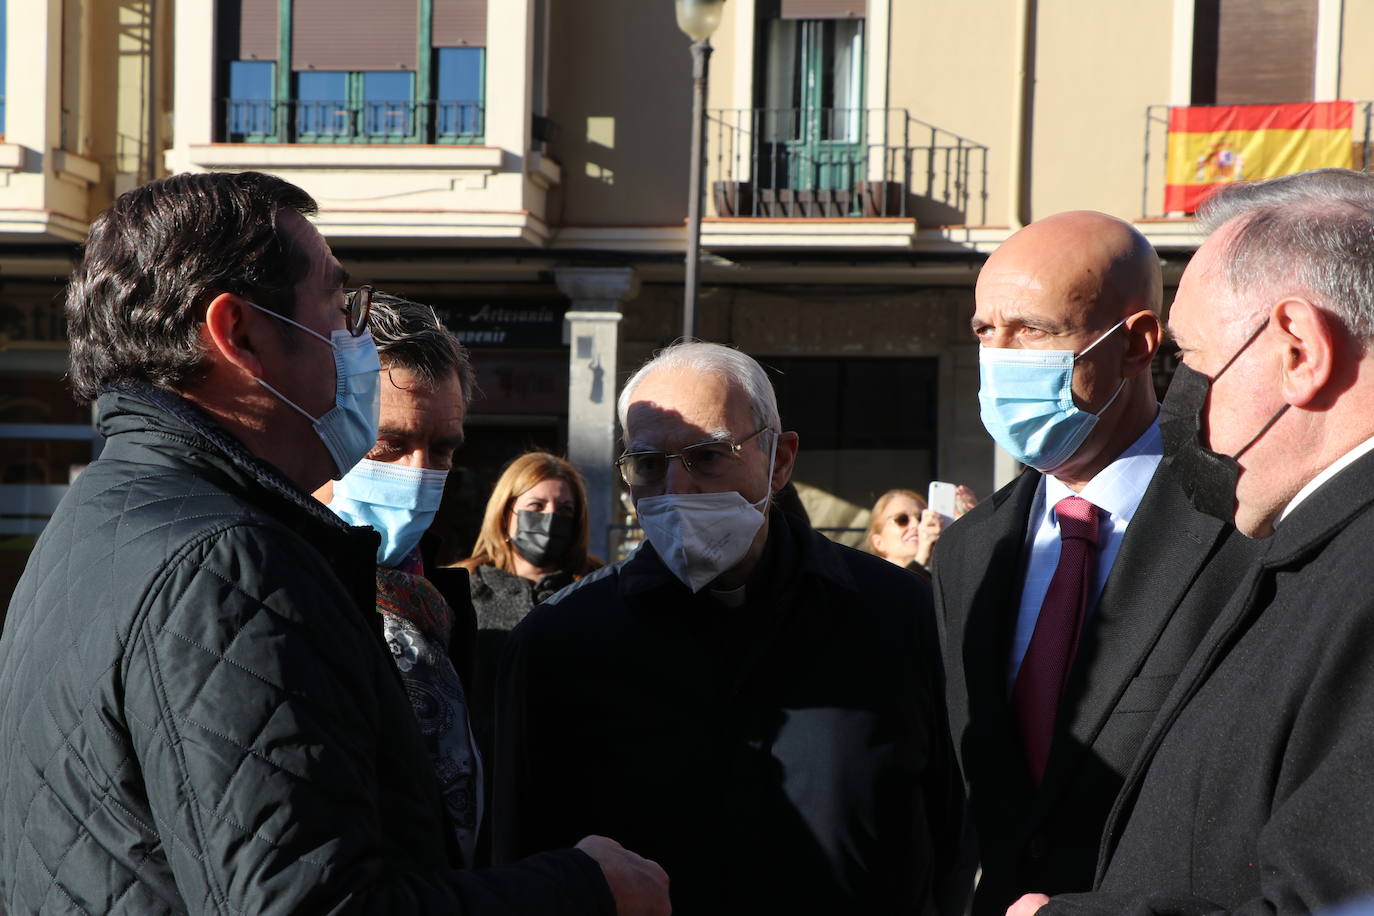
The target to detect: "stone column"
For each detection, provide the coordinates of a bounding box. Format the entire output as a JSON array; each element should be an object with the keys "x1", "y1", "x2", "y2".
[
  {"x1": 555, "y1": 267, "x2": 640, "y2": 563},
  {"x1": 994, "y1": 445, "x2": 1021, "y2": 492}
]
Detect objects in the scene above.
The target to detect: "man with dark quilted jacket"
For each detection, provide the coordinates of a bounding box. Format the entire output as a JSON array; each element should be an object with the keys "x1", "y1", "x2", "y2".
[{"x1": 0, "y1": 171, "x2": 668, "y2": 916}]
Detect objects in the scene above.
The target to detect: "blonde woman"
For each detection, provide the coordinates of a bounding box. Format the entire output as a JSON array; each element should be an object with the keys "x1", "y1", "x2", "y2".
[
  {"x1": 865, "y1": 485, "x2": 976, "y2": 572},
  {"x1": 864, "y1": 489, "x2": 943, "y2": 572},
  {"x1": 459, "y1": 452, "x2": 601, "y2": 785}
]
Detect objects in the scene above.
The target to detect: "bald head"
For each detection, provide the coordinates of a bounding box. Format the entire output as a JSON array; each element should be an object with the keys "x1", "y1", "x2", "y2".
[
  {"x1": 972, "y1": 211, "x2": 1165, "y2": 487},
  {"x1": 982, "y1": 211, "x2": 1162, "y2": 326}
]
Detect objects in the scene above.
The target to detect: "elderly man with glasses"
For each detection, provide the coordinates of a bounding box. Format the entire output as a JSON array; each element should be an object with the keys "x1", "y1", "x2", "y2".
[{"x1": 493, "y1": 340, "x2": 962, "y2": 916}]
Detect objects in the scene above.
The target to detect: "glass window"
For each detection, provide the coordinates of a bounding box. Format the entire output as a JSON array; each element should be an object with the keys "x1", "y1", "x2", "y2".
[
  {"x1": 295, "y1": 71, "x2": 349, "y2": 138},
  {"x1": 230, "y1": 59, "x2": 274, "y2": 99},
  {"x1": 227, "y1": 60, "x2": 275, "y2": 139},
  {"x1": 824, "y1": 20, "x2": 864, "y2": 141},
  {"x1": 363, "y1": 71, "x2": 415, "y2": 137},
  {"x1": 437, "y1": 47, "x2": 484, "y2": 140},
  {"x1": 758, "y1": 18, "x2": 865, "y2": 195}
]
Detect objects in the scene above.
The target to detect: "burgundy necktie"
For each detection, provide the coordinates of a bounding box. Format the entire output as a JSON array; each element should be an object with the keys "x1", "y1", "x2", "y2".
[{"x1": 1012, "y1": 495, "x2": 1100, "y2": 786}]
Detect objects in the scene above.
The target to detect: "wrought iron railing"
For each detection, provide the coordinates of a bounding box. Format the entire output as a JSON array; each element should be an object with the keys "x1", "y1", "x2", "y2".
[
  {"x1": 222, "y1": 98, "x2": 484, "y2": 145},
  {"x1": 1139, "y1": 101, "x2": 1374, "y2": 217},
  {"x1": 706, "y1": 107, "x2": 988, "y2": 223}
]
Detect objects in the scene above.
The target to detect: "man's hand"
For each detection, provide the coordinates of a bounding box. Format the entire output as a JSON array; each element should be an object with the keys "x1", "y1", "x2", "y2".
[
  {"x1": 575, "y1": 835, "x2": 671, "y2": 916},
  {"x1": 1007, "y1": 892, "x2": 1050, "y2": 916}
]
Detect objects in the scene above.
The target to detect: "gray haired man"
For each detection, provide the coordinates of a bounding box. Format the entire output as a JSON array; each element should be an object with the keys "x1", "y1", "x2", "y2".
[
  {"x1": 1014, "y1": 169, "x2": 1374, "y2": 914},
  {"x1": 495, "y1": 341, "x2": 962, "y2": 916}
]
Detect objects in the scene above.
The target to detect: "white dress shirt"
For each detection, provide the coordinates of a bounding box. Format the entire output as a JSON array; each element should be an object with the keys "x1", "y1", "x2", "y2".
[
  {"x1": 1008, "y1": 417, "x2": 1163, "y2": 684},
  {"x1": 1276, "y1": 432, "x2": 1374, "y2": 527}
]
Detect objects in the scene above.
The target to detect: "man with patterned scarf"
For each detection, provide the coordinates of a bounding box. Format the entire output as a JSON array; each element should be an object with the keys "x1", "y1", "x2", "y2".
[{"x1": 317, "y1": 293, "x2": 485, "y2": 862}]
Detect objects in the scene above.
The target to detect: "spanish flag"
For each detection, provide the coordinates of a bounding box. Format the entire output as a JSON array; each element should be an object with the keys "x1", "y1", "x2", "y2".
[{"x1": 1164, "y1": 101, "x2": 1354, "y2": 213}]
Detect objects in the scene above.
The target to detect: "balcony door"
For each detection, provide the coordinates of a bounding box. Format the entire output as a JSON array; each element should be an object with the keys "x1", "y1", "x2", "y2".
[{"x1": 761, "y1": 17, "x2": 864, "y2": 204}]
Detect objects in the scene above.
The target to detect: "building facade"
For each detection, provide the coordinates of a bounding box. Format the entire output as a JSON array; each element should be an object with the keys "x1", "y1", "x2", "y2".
[{"x1": 2, "y1": 0, "x2": 1372, "y2": 603}]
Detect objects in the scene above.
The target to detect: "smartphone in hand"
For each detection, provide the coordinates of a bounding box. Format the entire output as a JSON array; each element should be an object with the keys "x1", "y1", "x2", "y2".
[{"x1": 928, "y1": 481, "x2": 957, "y2": 524}]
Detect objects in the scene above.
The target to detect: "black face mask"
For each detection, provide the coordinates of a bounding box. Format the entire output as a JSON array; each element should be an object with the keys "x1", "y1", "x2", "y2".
[
  {"x1": 511, "y1": 510, "x2": 576, "y2": 568},
  {"x1": 1160, "y1": 318, "x2": 1289, "y2": 523}
]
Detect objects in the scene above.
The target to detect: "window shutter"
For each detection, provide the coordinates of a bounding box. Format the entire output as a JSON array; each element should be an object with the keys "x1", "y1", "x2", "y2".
[
  {"x1": 217, "y1": 0, "x2": 278, "y2": 61},
  {"x1": 1215, "y1": 0, "x2": 1315, "y2": 104},
  {"x1": 433, "y1": 0, "x2": 487, "y2": 47},
  {"x1": 292, "y1": 0, "x2": 419, "y2": 71},
  {"x1": 780, "y1": 0, "x2": 865, "y2": 19}
]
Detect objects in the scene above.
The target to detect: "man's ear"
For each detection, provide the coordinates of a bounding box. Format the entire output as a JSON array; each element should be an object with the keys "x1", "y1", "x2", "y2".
[
  {"x1": 202, "y1": 292, "x2": 266, "y2": 379},
  {"x1": 1273, "y1": 298, "x2": 1336, "y2": 408},
  {"x1": 1121, "y1": 309, "x2": 1163, "y2": 378},
  {"x1": 770, "y1": 430, "x2": 800, "y2": 492}
]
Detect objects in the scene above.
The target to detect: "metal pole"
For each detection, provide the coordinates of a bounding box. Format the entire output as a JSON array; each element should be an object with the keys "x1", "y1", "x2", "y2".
[
  {"x1": 1141, "y1": 106, "x2": 1153, "y2": 218},
  {"x1": 683, "y1": 39, "x2": 713, "y2": 341}
]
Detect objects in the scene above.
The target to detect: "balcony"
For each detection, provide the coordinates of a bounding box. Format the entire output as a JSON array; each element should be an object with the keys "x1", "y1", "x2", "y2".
[
  {"x1": 221, "y1": 98, "x2": 485, "y2": 146},
  {"x1": 702, "y1": 107, "x2": 988, "y2": 249},
  {"x1": 176, "y1": 90, "x2": 556, "y2": 245}
]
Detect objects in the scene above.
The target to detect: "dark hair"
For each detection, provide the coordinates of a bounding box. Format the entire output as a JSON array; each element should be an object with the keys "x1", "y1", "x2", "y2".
[
  {"x1": 369, "y1": 292, "x2": 478, "y2": 407},
  {"x1": 65, "y1": 171, "x2": 319, "y2": 402}
]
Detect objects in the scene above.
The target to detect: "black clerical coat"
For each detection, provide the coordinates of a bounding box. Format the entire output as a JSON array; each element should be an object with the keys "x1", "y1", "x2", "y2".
[
  {"x1": 934, "y1": 462, "x2": 1255, "y2": 915},
  {"x1": 494, "y1": 508, "x2": 962, "y2": 915}
]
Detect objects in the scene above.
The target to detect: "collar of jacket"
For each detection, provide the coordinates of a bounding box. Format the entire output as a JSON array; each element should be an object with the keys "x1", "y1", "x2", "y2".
[
  {"x1": 618, "y1": 505, "x2": 858, "y2": 602},
  {"x1": 94, "y1": 382, "x2": 380, "y2": 558},
  {"x1": 473, "y1": 563, "x2": 573, "y2": 599},
  {"x1": 1263, "y1": 446, "x2": 1374, "y2": 569}
]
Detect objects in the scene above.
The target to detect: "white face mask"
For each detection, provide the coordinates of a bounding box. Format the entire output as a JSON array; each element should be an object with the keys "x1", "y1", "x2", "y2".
[{"x1": 634, "y1": 432, "x2": 777, "y2": 593}]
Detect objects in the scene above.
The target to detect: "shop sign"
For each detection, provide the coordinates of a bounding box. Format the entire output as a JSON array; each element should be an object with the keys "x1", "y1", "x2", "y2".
[{"x1": 434, "y1": 300, "x2": 568, "y2": 349}]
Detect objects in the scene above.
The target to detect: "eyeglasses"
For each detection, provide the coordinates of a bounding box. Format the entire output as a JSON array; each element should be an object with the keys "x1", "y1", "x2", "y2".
[
  {"x1": 886, "y1": 513, "x2": 918, "y2": 528},
  {"x1": 616, "y1": 426, "x2": 771, "y2": 487},
  {"x1": 341, "y1": 285, "x2": 373, "y2": 337}
]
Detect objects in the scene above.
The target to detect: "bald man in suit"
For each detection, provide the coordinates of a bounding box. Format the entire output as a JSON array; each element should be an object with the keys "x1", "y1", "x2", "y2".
[{"x1": 934, "y1": 211, "x2": 1256, "y2": 915}]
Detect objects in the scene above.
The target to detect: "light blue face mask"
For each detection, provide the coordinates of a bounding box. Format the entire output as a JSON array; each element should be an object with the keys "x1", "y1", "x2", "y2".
[
  {"x1": 977, "y1": 319, "x2": 1128, "y2": 473},
  {"x1": 330, "y1": 458, "x2": 449, "y2": 567},
  {"x1": 247, "y1": 302, "x2": 382, "y2": 479}
]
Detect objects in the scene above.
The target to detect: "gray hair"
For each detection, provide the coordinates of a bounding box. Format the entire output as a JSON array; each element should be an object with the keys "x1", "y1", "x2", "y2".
[
  {"x1": 1199, "y1": 168, "x2": 1374, "y2": 341},
  {"x1": 617, "y1": 341, "x2": 782, "y2": 443},
  {"x1": 369, "y1": 292, "x2": 477, "y2": 407}
]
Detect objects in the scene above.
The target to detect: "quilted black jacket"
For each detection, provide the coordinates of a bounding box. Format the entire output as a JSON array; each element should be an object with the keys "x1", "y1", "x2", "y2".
[{"x1": 0, "y1": 385, "x2": 612, "y2": 915}]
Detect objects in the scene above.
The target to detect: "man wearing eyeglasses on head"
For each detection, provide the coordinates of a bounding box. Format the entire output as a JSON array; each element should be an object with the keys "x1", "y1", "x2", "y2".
[
  {"x1": 0, "y1": 172, "x2": 667, "y2": 916},
  {"x1": 494, "y1": 340, "x2": 963, "y2": 916}
]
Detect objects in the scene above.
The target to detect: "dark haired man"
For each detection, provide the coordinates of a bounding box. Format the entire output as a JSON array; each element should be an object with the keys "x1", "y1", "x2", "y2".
[
  {"x1": 317, "y1": 293, "x2": 486, "y2": 862},
  {"x1": 0, "y1": 172, "x2": 666, "y2": 915}
]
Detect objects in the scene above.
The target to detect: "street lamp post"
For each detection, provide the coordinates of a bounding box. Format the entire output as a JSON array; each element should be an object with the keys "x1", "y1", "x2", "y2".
[{"x1": 675, "y1": 0, "x2": 725, "y2": 340}]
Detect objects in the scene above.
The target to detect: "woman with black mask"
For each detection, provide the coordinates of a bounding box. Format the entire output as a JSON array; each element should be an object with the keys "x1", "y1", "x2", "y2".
[{"x1": 459, "y1": 451, "x2": 601, "y2": 845}]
